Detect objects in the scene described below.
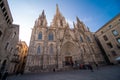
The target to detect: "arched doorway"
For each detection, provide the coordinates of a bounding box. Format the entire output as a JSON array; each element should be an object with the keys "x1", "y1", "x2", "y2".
[{"x1": 60, "y1": 41, "x2": 80, "y2": 67}]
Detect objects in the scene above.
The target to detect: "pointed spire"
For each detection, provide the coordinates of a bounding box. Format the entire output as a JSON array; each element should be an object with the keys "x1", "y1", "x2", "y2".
[
  {"x1": 73, "y1": 21, "x2": 75, "y2": 28},
  {"x1": 39, "y1": 10, "x2": 46, "y2": 19},
  {"x1": 56, "y1": 4, "x2": 60, "y2": 15},
  {"x1": 76, "y1": 16, "x2": 81, "y2": 23},
  {"x1": 42, "y1": 10, "x2": 45, "y2": 16}
]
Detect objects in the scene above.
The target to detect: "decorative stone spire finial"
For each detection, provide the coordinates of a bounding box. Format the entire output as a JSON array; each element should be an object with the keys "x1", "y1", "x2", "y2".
[
  {"x1": 56, "y1": 4, "x2": 60, "y2": 15},
  {"x1": 42, "y1": 10, "x2": 45, "y2": 16},
  {"x1": 76, "y1": 16, "x2": 81, "y2": 23}
]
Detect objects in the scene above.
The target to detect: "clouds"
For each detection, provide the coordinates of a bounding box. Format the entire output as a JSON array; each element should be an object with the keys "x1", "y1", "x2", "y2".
[{"x1": 66, "y1": 19, "x2": 74, "y2": 29}]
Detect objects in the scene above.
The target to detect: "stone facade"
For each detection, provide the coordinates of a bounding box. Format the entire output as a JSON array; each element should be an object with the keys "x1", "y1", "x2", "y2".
[
  {"x1": 0, "y1": 0, "x2": 19, "y2": 74},
  {"x1": 14, "y1": 41, "x2": 28, "y2": 74},
  {"x1": 95, "y1": 14, "x2": 120, "y2": 64},
  {"x1": 25, "y1": 5, "x2": 105, "y2": 72}
]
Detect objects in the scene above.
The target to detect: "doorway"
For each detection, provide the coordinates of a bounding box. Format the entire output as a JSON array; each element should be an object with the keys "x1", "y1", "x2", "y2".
[{"x1": 65, "y1": 56, "x2": 73, "y2": 66}]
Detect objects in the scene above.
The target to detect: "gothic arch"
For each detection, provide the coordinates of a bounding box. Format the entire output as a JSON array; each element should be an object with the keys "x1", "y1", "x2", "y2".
[
  {"x1": 60, "y1": 41, "x2": 82, "y2": 66},
  {"x1": 48, "y1": 31, "x2": 54, "y2": 41},
  {"x1": 38, "y1": 31, "x2": 42, "y2": 40}
]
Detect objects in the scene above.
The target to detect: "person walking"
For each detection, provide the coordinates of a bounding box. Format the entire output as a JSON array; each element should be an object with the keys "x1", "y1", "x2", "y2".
[
  {"x1": 89, "y1": 64, "x2": 94, "y2": 72},
  {"x1": 95, "y1": 63, "x2": 99, "y2": 70}
]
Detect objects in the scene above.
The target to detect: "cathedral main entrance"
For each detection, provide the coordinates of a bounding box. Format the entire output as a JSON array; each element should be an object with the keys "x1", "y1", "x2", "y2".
[
  {"x1": 65, "y1": 56, "x2": 73, "y2": 66},
  {"x1": 60, "y1": 41, "x2": 80, "y2": 68}
]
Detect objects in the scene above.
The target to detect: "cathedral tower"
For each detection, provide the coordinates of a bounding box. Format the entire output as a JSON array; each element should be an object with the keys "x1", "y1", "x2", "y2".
[{"x1": 25, "y1": 5, "x2": 105, "y2": 72}]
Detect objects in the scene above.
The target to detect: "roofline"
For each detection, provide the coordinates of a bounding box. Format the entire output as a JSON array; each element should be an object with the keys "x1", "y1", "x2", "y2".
[
  {"x1": 96, "y1": 13, "x2": 120, "y2": 33},
  {"x1": 4, "y1": 0, "x2": 13, "y2": 23}
]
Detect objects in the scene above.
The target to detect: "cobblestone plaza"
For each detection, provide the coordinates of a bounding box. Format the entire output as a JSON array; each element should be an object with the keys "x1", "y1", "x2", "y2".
[{"x1": 8, "y1": 65, "x2": 120, "y2": 80}]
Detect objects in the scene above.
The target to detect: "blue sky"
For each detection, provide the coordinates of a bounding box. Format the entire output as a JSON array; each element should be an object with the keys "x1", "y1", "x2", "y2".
[{"x1": 7, "y1": 0, "x2": 120, "y2": 45}]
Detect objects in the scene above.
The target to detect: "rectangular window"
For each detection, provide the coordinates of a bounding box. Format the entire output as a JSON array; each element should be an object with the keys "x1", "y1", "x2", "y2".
[
  {"x1": 107, "y1": 42, "x2": 113, "y2": 48},
  {"x1": 108, "y1": 25, "x2": 112, "y2": 29},
  {"x1": 111, "y1": 51, "x2": 117, "y2": 56},
  {"x1": 112, "y1": 30, "x2": 118, "y2": 36},
  {"x1": 103, "y1": 35, "x2": 108, "y2": 41},
  {"x1": 101, "y1": 31, "x2": 103, "y2": 34},
  {"x1": 117, "y1": 38, "x2": 120, "y2": 44},
  {"x1": 0, "y1": 30, "x2": 2, "y2": 37}
]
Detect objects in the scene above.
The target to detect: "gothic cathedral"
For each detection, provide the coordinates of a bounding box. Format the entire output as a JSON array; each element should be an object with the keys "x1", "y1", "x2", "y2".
[{"x1": 25, "y1": 5, "x2": 105, "y2": 72}]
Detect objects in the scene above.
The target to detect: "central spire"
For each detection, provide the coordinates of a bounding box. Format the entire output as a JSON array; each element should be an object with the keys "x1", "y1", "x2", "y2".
[{"x1": 56, "y1": 4, "x2": 60, "y2": 16}]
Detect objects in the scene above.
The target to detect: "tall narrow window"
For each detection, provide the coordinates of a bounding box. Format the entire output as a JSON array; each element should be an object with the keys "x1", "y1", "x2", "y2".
[
  {"x1": 0, "y1": 30, "x2": 2, "y2": 37},
  {"x1": 117, "y1": 38, "x2": 120, "y2": 44},
  {"x1": 49, "y1": 44, "x2": 53, "y2": 54},
  {"x1": 60, "y1": 20, "x2": 63, "y2": 26},
  {"x1": 37, "y1": 46, "x2": 41, "y2": 54},
  {"x1": 5, "y1": 42, "x2": 9, "y2": 50},
  {"x1": 87, "y1": 36, "x2": 91, "y2": 42},
  {"x1": 103, "y1": 35, "x2": 108, "y2": 41},
  {"x1": 38, "y1": 32, "x2": 42, "y2": 40},
  {"x1": 48, "y1": 32, "x2": 54, "y2": 41},
  {"x1": 111, "y1": 51, "x2": 117, "y2": 56},
  {"x1": 112, "y1": 30, "x2": 118, "y2": 36},
  {"x1": 80, "y1": 36, "x2": 83, "y2": 42},
  {"x1": 12, "y1": 32, "x2": 16, "y2": 38},
  {"x1": 107, "y1": 42, "x2": 113, "y2": 48}
]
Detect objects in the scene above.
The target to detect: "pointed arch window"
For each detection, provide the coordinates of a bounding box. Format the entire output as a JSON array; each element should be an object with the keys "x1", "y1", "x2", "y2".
[
  {"x1": 49, "y1": 44, "x2": 53, "y2": 54},
  {"x1": 38, "y1": 32, "x2": 42, "y2": 40},
  {"x1": 87, "y1": 36, "x2": 91, "y2": 42},
  {"x1": 37, "y1": 45, "x2": 41, "y2": 54},
  {"x1": 80, "y1": 36, "x2": 83, "y2": 42},
  {"x1": 48, "y1": 32, "x2": 54, "y2": 41},
  {"x1": 60, "y1": 20, "x2": 63, "y2": 26}
]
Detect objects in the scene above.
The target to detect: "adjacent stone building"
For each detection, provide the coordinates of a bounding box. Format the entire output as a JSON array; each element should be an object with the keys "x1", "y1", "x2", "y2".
[
  {"x1": 95, "y1": 14, "x2": 120, "y2": 64},
  {"x1": 14, "y1": 41, "x2": 28, "y2": 74},
  {"x1": 0, "y1": 0, "x2": 19, "y2": 74},
  {"x1": 25, "y1": 5, "x2": 105, "y2": 72}
]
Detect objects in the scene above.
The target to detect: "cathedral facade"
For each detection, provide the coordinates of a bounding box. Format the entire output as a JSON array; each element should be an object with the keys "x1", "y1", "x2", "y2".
[{"x1": 25, "y1": 5, "x2": 104, "y2": 72}]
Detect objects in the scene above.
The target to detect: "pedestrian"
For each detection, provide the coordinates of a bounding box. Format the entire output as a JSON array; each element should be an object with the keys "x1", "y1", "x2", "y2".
[
  {"x1": 1, "y1": 70, "x2": 8, "y2": 80},
  {"x1": 89, "y1": 64, "x2": 94, "y2": 72},
  {"x1": 95, "y1": 63, "x2": 99, "y2": 70},
  {"x1": 53, "y1": 68, "x2": 55, "y2": 72}
]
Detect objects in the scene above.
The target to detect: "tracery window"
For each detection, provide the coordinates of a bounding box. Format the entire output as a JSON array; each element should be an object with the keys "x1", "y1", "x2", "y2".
[
  {"x1": 80, "y1": 36, "x2": 83, "y2": 42},
  {"x1": 87, "y1": 36, "x2": 91, "y2": 42},
  {"x1": 38, "y1": 32, "x2": 42, "y2": 40},
  {"x1": 48, "y1": 32, "x2": 54, "y2": 41}
]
